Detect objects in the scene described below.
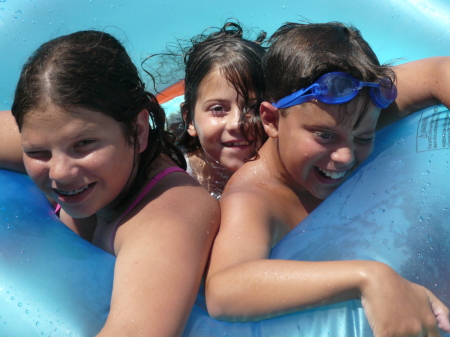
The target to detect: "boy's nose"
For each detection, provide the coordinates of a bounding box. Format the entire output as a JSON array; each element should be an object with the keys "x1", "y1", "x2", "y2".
[{"x1": 331, "y1": 145, "x2": 355, "y2": 167}]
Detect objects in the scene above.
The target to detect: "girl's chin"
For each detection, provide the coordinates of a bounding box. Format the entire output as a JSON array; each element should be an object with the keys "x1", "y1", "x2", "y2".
[{"x1": 220, "y1": 159, "x2": 245, "y2": 172}]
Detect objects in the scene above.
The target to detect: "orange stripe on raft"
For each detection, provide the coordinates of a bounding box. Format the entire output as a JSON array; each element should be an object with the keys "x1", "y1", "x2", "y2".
[{"x1": 156, "y1": 80, "x2": 185, "y2": 104}]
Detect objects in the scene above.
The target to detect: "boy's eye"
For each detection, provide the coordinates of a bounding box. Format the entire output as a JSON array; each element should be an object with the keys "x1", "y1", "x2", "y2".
[
  {"x1": 314, "y1": 132, "x2": 334, "y2": 140},
  {"x1": 354, "y1": 137, "x2": 374, "y2": 144}
]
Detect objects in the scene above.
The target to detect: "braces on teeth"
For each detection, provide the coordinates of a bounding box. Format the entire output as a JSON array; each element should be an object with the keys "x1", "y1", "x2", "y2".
[{"x1": 56, "y1": 185, "x2": 89, "y2": 196}]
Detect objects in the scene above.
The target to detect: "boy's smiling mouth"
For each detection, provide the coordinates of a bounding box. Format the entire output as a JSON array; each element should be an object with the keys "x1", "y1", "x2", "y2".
[{"x1": 316, "y1": 167, "x2": 347, "y2": 180}]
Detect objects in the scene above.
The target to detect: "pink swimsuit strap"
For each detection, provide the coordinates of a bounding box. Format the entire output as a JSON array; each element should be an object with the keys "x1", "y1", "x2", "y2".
[{"x1": 109, "y1": 166, "x2": 186, "y2": 252}]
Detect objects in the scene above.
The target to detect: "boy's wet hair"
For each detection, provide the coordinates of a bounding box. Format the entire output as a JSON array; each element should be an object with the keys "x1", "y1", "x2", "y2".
[
  {"x1": 178, "y1": 21, "x2": 268, "y2": 153},
  {"x1": 12, "y1": 30, "x2": 185, "y2": 211},
  {"x1": 263, "y1": 22, "x2": 395, "y2": 124}
]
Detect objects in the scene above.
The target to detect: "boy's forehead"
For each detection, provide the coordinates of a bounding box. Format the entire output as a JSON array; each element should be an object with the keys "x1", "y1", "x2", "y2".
[{"x1": 290, "y1": 98, "x2": 379, "y2": 130}]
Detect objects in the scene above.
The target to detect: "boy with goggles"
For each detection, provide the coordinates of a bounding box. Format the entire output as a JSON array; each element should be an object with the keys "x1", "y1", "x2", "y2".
[{"x1": 205, "y1": 21, "x2": 450, "y2": 337}]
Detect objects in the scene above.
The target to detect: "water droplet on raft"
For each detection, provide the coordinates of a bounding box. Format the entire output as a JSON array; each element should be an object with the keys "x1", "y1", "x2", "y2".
[
  {"x1": 418, "y1": 252, "x2": 424, "y2": 259},
  {"x1": 25, "y1": 310, "x2": 30, "y2": 314},
  {"x1": 18, "y1": 303, "x2": 22, "y2": 307},
  {"x1": 36, "y1": 321, "x2": 40, "y2": 326},
  {"x1": 10, "y1": 296, "x2": 14, "y2": 300}
]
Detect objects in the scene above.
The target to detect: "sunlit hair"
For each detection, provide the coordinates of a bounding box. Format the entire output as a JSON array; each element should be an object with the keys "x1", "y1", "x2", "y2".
[
  {"x1": 12, "y1": 30, "x2": 186, "y2": 211},
  {"x1": 178, "y1": 21, "x2": 268, "y2": 154},
  {"x1": 264, "y1": 22, "x2": 396, "y2": 126}
]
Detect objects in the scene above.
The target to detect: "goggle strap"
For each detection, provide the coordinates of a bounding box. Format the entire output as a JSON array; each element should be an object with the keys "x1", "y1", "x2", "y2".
[{"x1": 272, "y1": 83, "x2": 319, "y2": 109}]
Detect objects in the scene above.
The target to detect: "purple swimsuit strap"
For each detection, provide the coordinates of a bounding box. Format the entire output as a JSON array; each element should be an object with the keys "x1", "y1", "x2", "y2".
[{"x1": 109, "y1": 166, "x2": 186, "y2": 252}]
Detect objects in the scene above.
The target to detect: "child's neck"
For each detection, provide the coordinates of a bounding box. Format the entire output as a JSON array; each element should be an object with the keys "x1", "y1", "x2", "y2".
[
  {"x1": 260, "y1": 138, "x2": 323, "y2": 221},
  {"x1": 188, "y1": 149, "x2": 232, "y2": 199}
]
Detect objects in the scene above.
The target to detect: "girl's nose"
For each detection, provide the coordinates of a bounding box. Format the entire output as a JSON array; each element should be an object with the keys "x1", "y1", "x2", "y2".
[
  {"x1": 48, "y1": 154, "x2": 78, "y2": 183},
  {"x1": 225, "y1": 109, "x2": 240, "y2": 133}
]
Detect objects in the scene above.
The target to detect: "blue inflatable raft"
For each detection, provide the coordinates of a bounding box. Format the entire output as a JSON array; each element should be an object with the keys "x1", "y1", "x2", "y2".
[{"x1": 0, "y1": 106, "x2": 449, "y2": 336}]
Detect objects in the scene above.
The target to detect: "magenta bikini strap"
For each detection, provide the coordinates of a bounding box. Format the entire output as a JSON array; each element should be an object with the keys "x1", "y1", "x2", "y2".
[
  {"x1": 109, "y1": 166, "x2": 186, "y2": 252},
  {"x1": 55, "y1": 204, "x2": 61, "y2": 214}
]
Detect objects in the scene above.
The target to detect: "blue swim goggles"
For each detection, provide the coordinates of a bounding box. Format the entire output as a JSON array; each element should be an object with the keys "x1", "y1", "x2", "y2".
[{"x1": 272, "y1": 72, "x2": 397, "y2": 109}]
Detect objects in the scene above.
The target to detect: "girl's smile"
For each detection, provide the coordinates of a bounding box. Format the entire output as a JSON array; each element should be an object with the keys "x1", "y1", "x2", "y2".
[{"x1": 21, "y1": 104, "x2": 137, "y2": 219}]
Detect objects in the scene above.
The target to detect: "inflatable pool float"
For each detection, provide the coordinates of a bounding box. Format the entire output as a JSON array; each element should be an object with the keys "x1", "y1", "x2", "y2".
[
  {"x1": 0, "y1": 172, "x2": 114, "y2": 337},
  {"x1": 1, "y1": 0, "x2": 450, "y2": 111},
  {"x1": 1, "y1": 105, "x2": 449, "y2": 336},
  {"x1": 1, "y1": 1, "x2": 450, "y2": 336}
]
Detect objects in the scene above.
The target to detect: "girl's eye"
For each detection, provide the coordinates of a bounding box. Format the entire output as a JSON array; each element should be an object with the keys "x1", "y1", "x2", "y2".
[
  {"x1": 209, "y1": 105, "x2": 227, "y2": 116},
  {"x1": 75, "y1": 139, "x2": 96, "y2": 148},
  {"x1": 24, "y1": 150, "x2": 51, "y2": 160}
]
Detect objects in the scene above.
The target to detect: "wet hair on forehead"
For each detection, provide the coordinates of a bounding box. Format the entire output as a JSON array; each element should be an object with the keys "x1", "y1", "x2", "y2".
[
  {"x1": 12, "y1": 29, "x2": 185, "y2": 212},
  {"x1": 265, "y1": 21, "x2": 395, "y2": 128},
  {"x1": 178, "y1": 21, "x2": 268, "y2": 153},
  {"x1": 264, "y1": 22, "x2": 395, "y2": 102}
]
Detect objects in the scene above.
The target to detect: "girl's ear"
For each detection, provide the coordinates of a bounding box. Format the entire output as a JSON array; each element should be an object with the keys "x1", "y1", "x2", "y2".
[
  {"x1": 136, "y1": 109, "x2": 150, "y2": 153},
  {"x1": 181, "y1": 104, "x2": 198, "y2": 137},
  {"x1": 187, "y1": 121, "x2": 197, "y2": 137},
  {"x1": 260, "y1": 101, "x2": 279, "y2": 138}
]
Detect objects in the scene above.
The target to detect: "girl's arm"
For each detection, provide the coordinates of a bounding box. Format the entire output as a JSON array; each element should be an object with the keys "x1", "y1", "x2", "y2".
[
  {"x1": 378, "y1": 57, "x2": 450, "y2": 129},
  {"x1": 206, "y1": 189, "x2": 450, "y2": 336},
  {"x1": 97, "y1": 174, "x2": 220, "y2": 337},
  {"x1": 0, "y1": 111, "x2": 26, "y2": 173}
]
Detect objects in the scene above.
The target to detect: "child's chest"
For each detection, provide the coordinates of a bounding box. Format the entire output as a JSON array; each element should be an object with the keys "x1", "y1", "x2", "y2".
[
  {"x1": 91, "y1": 218, "x2": 117, "y2": 255},
  {"x1": 271, "y1": 187, "x2": 321, "y2": 245}
]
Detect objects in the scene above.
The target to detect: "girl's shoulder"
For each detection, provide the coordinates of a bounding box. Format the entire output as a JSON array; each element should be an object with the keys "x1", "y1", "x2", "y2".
[{"x1": 112, "y1": 163, "x2": 220, "y2": 254}]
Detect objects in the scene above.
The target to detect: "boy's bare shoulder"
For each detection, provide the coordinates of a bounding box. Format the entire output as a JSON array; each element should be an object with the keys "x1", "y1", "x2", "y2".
[
  {"x1": 221, "y1": 159, "x2": 289, "y2": 215},
  {"x1": 224, "y1": 159, "x2": 276, "y2": 195}
]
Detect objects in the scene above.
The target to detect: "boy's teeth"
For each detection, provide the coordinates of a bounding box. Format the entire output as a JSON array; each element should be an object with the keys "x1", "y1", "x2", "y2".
[
  {"x1": 56, "y1": 185, "x2": 89, "y2": 196},
  {"x1": 318, "y1": 168, "x2": 347, "y2": 179}
]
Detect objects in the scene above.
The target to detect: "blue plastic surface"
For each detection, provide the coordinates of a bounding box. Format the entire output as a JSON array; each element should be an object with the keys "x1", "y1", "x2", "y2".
[
  {"x1": 182, "y1": 106, "x2": 450, "y2": 337},
  {"x1": 0, "y1": 171, "x2": 114, "y2": 337},
  {"x1": 1, "y1": 1, "x2": 450, "y2": 335},
  {"x1": 1, "y1": 107, "x2": 449, "y2": 336},
  {"x1": 1, "y1": 0, "x2": 450, "y2": 110}
]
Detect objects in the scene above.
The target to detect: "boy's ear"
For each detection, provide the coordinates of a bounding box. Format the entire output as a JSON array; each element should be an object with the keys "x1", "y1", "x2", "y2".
[
  {"x1": 136, "y1": 109, "x2": 150, "y2": 153},
  {"x1": 260, "y1": 101, "x2": 279, "y2": 138}
]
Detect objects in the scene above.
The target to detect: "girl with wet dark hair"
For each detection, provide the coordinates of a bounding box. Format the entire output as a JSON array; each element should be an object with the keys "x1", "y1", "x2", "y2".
[
  {"x1": 176, "y1": 21, "x2": 267, "y2": 198},
  {"x1": 205, "y1": 22, "x2": 450, "y2": 336},
  {"x1": 2, "y1": 30, "x2": 219, "y2": 336}
]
